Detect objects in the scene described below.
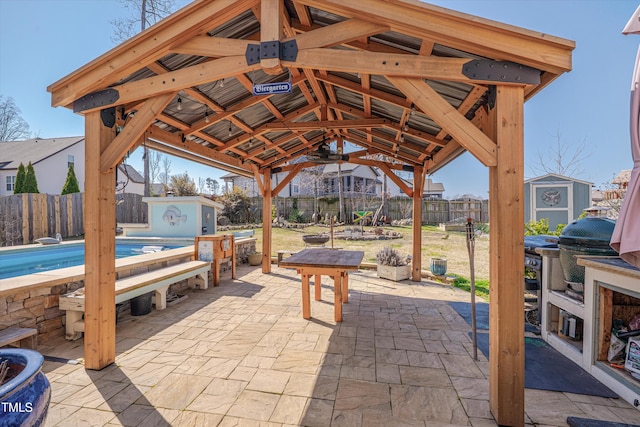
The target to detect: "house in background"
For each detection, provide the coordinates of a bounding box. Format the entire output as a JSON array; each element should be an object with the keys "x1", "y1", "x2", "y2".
[
  {"x1": 0, "y1": 136, "x2": 149, "y2": 197},
  {"x1": 0, "y1": 136, "x2": 85, "y2": 196},
  {"x1": 606, "y1": 169, "x2": 631, "y2": 201},
  {"x1": 524, "y1": 173, "x2": 592, "y2": 229},
  {"x1": 222, "y1": 162, "x2": 387, "y2": 199},
  {"x1": 393, "y1": 177, "x2": 445, "y2": 199},
  {"x1": 116, "y1": 163, "x2": 145, "y2": 196},
  {"x1": 319, "y1": 163, "x2": 380, "y2": 197}
]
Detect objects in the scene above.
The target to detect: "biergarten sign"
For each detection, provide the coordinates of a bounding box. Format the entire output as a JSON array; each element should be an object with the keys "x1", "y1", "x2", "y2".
[{"x1": 252, "y1": 81, "x2": 292, "y2": 96}]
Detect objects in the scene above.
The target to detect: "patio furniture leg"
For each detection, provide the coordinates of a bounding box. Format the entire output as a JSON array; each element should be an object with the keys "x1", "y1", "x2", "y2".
[
  {"x1": 302, "y1": 274, "x2": 311, "y2": 319},
  {"x1": 315, "y1": 274, "x2": 322, "y2": 301},
  {"x1": 334, "y1": 275, "x2": 342, "y2": 322},
  {"x1": 65, "y1": 310, "x2": 83, "y2": 341},
  {"x1": 342, "y1": 272, "x2": 349, "y2": 304}
]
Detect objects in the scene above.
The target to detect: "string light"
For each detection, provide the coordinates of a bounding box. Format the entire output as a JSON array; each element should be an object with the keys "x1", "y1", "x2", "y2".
[
  {"x1": 205, "y1": 109, "x2": 210, "y2": 123},
  {"x1": 400, "y1": 134, "x2": 405, "y2": 143},
  {"x1": 177, "y1": 97, "x2": 182, "y2": 111},
  {"x1": 403, "y1": 123, "x2": 409, "y2": 132},
  {"x1": 220, "y1": 78, "x2": 225, "y2": 88},
  {"x1": 228, "y1": 121, "x2": 233, "y2": 137}
]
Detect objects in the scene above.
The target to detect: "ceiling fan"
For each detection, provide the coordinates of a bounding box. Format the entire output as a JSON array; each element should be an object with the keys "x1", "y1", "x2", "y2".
[{"x1": 306, "y1": 140, "x2": 349, "y2": 164}]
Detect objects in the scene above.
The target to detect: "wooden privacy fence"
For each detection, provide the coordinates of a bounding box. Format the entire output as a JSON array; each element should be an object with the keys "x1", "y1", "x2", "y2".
[
  {"x1": 0, "y1": 193, "x2": 84, "y2": 246},
  {"x1": 115, "y1": 193, "x2": 147, "y2": 224},
  {"x1": 250, "y1": 196, "x2": 460, "y2": 225},
  {"x1": 0, "y1": 193, "x2": 148, "y2": 247}
]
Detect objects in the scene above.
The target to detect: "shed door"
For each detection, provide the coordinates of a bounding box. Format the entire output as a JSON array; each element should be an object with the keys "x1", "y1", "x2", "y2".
[
  {"x1": 531, "y1": 183, "x2": 573, "y2": 230},
  {"x1": 201, "y1": 206, "x2": 215, "y2": 235}
]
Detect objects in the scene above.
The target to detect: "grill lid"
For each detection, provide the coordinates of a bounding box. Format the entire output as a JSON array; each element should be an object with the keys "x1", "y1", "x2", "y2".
[
  {"x1": 558, "y1": 217, "x2": 616, "y2": 247},
  {"x1": 524, "y1": 235, "x2": 558, "y2": 253}
]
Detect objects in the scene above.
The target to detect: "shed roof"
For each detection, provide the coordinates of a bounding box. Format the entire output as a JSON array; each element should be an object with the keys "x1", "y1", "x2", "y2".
[{"x1": 47, "y1": 0, "x2": 574, "y2": 179}]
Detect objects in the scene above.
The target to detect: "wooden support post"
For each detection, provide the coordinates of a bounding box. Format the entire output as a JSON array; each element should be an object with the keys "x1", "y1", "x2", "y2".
[
  {"x1": 412, "y1": 166, "x2": 424, "y2": 281},
  {"x1": 488, "y1": 86, "x2": 525, "y2": 426},
  {"x1": 260, "y1": 0, "x2": 282, "y2": 74},
  {"x1": 262, "y1": 169, "x2": 272, "y2": 273},
  {"x1": 84, "y1": 111, "x2": 117, "y2": 370}
]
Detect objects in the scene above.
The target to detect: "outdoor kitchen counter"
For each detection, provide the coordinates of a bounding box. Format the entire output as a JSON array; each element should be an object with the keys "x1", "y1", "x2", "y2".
[
  {"x1": 577, "y1": 256, "x2": 640, "y2": 409},
  {"x1": 577, "y1": 256, "x2": 640, "y2": 281}
]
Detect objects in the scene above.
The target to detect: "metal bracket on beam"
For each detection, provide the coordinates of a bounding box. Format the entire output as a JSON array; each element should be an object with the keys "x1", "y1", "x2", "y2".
[
  {"x1": 486, "y1": 85, "x2": 497, "y2": 110},
  {"x1": 462, "y1": 60, "x2": 540, "y2": 85},
  {"x1": 73, "y1": 89, "x2": 120, "y2": 113},
  {"x1": 100, "y1": 107, "x2": 116, "y2": 128},
  {"x1": 245, "y1": 40, "x2": 298, "y2": 65}
]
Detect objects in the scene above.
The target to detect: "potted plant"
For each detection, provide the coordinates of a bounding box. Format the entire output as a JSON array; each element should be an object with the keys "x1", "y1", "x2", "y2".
[
  {"x1": 0, "y1": 348, "x2": 51, "y2": 427},
  {"x1": 430, "y1": 257, "x2": 447, "y2": 276},
  {"x1": 376, "y1": 246, "x2": 411, "y2": 281},
  {"x1": 247, "y1": 250, "x2": 262, "y2": 266}
]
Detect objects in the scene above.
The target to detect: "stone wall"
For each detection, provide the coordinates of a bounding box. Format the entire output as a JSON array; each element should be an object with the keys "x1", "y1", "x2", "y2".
[{"x1": 0, "y1": 238, "x2": 257, "y2": 345}]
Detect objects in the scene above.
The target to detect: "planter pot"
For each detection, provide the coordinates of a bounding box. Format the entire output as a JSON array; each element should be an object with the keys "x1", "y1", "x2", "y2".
[
  {"x1": 430, "y1": 258, "x2": 447, "y2": 276},
  {"x1": 247, "y1": 253, "x2": 262, "y2": 266},
  {"x1": 377, "y1": 264, "x2": 411, "y2": 281},
  {"x1": 0, "y1": 349, "x2": 51, "y2": 427}
]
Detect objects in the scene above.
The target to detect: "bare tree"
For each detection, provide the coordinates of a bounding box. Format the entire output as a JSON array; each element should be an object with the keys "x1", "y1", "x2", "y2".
[
  {"x1": 160, "y1": 156, "x2": 172, "y2": 186},
  {"x1": 112, "y1": 0, "x2": 179, "y2": 195},
  {"x1": 148, "y1": 150, "x2": 162, "y2": 184},
  {"x1": 198, "y1": 177, "x2": 207, "y2": 194},
  {"x1": 111, "y1": 0, "x2": 177, "y2": 43},
  {"x1": 0, "y1": 96, "x2": 31, "y2": 141},
  {"x1": 531, "y1": 129, "x2": 591, "y2": 178}
]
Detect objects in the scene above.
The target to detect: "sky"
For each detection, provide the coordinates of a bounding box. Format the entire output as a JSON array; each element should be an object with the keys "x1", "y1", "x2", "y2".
[{"x1": 0, "y1": 0, "x2": 638, "y2": 198}]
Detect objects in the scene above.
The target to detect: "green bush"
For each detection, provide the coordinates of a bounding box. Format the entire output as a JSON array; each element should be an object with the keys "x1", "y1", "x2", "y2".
[
  {"x1": 525, "y1": 218, "x2": 564, "y2": 236},
  {"x1": 23, "y1": 162, "x2": 39, "y2": 193},
  {"x1": 61, "y1": 164, "x2": 80, "y2": 195},
  {"x1": 13, "y1": 162, "x2": 26, "y2": 194},
  {"x1": 288, "y1": 209, "x2": 305, "y2": 223}
]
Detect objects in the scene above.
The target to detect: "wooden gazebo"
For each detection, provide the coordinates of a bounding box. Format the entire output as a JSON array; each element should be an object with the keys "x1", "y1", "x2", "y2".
[{"x1": 48, "y1": 1, "x2": 574, "y2": 424}]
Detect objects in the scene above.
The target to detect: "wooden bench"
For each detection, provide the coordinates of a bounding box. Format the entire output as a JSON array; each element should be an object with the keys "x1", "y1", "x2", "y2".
[
  {"x1": 0, "y1": 327, "x2": 37, "y2": 349},
  {"x1": 277, "y1": 250, "x2": 299, "y2": 265},
  {"x1": 59, "y1": 260, "x2": 210, "y2": 340}
]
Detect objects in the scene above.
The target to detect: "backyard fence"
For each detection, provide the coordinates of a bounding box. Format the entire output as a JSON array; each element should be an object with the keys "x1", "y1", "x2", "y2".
[
  {"x1": 0, "y1": 193, "x2": 84, "y2": 246},
  {"x1": 0, "y1": 192, "x2": 149, "y2": 247},
  {"x1": 249, "y1": 196, "x2": 470, "y2": 225},
  {"x1": 0, "y1": 192, "x2": 487, "y2": 246}
]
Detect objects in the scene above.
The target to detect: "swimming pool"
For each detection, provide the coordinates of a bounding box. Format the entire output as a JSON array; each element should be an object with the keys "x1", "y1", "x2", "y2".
[{"x1": 0, "y1": 240, "x2": 188, "y2": 280}]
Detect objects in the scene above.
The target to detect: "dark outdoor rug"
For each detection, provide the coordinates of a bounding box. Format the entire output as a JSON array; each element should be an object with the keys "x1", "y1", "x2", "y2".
[
  {"x1": 474, "y1": 332, "x2": 618, "y2": 398},
  {"x1": 449, "y1": 301, "x2": 538, "y2": 333},
  {"x1": 566, "y1": 417, "x2": 640, "y2": 427}
]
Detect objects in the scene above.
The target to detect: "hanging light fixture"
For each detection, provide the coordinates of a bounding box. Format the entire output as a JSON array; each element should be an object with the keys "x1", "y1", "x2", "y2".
[
  {"x1": 220, "y1": 78, "x2": 225, "y2": 88},
  {"x1": 205, "y1": 108, "x2": 210, "y2": 123},
  {"x1": 177, "y1": 97, "x2": 182, "y2": 111},
  {"x1": 228, "y1": 121, "x2": 232, "y2": 137}
]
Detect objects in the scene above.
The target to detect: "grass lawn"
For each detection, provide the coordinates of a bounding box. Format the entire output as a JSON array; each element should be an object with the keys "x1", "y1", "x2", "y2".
[{"x1": 250, "y1": 223, "x2": 490, "y2": 283}]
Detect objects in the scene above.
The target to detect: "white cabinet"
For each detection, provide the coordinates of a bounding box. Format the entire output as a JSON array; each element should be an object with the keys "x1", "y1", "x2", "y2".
[{"x1": 539, "y1": 250, "x2": 640, "y2": 409}]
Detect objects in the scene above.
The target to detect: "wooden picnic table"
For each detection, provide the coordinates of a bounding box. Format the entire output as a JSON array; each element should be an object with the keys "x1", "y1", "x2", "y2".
[{"x1": 279, "y1": 248, "x2": 364, "y2": 322}]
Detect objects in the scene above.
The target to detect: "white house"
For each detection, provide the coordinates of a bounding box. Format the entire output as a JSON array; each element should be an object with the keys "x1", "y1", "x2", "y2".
[
  {"x1": 0, "y1": 136, "x2": 147, "y2": 197},
  {"x1": 391, "y1": 176, "x2": 445, "y2": 198},
  {"x1": 0, "y1": 136, "x2": 85, "y2": 196}
]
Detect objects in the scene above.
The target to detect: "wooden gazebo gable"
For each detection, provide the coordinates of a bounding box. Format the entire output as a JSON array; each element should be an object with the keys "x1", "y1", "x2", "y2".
[{"x1": 48, "y1": 1, "x2": 573, "y2": 425}]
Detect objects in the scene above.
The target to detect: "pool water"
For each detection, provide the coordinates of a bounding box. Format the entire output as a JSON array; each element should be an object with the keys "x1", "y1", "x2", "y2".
[{"x1": 0, "y1": 243, "x2": 183, "y2": 280}]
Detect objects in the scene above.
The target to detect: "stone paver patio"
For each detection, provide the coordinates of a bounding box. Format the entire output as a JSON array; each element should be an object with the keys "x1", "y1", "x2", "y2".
[{"x1": 39, "y1": 265, "x2": 640, "y2": 426}]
